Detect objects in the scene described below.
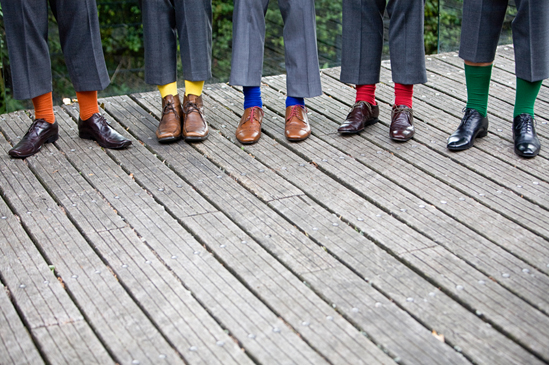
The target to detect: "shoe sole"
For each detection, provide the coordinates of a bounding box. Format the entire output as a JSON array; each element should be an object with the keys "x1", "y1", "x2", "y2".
[
  {"x1": 184, "y1": 135, "x2": 208, "y2": 142},
  {"x1": 79, "y1": 133, "x2": 132, "y2": 149},
  {"x1": 8, "y1": 134, "x2": 59, "y2": 159},
  {"x1": 158, "y1": 136, "x2": 181, "y2": 144},
  {"x1": 337, "y1": 118, "x2": 379, "y2": 135}
]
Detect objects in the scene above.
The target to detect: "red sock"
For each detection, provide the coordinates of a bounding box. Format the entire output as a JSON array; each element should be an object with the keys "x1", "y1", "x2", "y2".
[
  {"x1": 355, "y1": 84, "x2": 376, "y2": 105},
  {"x1": 32, "y1": 92, "x2": 55, "y2": 124},
  {"x1": 76, "y1": 91, "x2": 99, "y2": 121},
  {"x1": 394, "y1": 83, "x2": 413, "y2": 108}
]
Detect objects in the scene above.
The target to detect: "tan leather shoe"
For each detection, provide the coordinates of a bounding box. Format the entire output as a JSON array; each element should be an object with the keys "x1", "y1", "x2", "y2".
[
  {"x1": 156, "y1": 94, "x2": 183, "y2": 143},
  {"x1": 183, "y1": 94, "x2": 208, "y2": 141},
  {"x1": 285, "y1": 105, "x2": 310, "y2": 141},
  {"x1": 236, "y1": 107, "x2": 264, "y2": 144}
]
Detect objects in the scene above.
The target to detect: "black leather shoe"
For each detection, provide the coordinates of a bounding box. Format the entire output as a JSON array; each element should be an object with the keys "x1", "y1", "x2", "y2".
[
  {"x1": 390, "y1": 105, "x2": 414, "y2": 142},
  {"x1": 338, "y1": 101, "x2": 379, "y2": 134},
  {"x1": 78, "y1": 113, "x2": 131, "y2": 149},
  {"x1": 447, "y1": 108, "x2": 489, "y2": 151},
  {"x1": 8, "y1": 119, "x2": 59, "y2": 158},
  {"x1": 513, "y1": 113, "x2": 540, "y2": 158}
]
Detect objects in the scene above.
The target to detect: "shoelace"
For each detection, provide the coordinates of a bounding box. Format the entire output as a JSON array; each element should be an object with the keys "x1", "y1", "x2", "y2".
[
  {"x1": 244, "y1": 106, "x2": 263, "y2": 125},
  {"x1": 459, "y1": 108, "x2": 476, "y2": 128},
  {"x1": 393, "y1": 105, "x2": 412, "y2": 116},
  {"x1": 184, "y1": 101, "x2": 201, "y2": 116},
  {"x1": 286, "y1": 105, "x2": 306, "y2": 122},
  {"x1": 515, "y1": 114, "x2": 536, "y2": 134},
  {"x1": 162, "y1": 100, "x2": 177, "y2": 116}
]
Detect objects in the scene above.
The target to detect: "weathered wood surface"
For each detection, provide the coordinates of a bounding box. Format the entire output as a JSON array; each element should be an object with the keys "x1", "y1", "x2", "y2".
[{"x1": 1, "y1": 45, "x2": 548, "y2": 365}]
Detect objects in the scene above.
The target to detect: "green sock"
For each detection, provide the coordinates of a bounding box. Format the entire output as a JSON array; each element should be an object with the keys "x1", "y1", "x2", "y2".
[
  {"x1": 514, "y1": 78, "x2": 542, "y2": 118},
  {"x1": 465, "y1": 64, "x2": 493, "y2": 117}
]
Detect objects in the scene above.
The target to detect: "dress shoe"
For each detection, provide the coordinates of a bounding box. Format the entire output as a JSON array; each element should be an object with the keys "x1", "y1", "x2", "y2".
[
  {"x1": 236, "y1": 106, "x2": 264, "y2": 144},
  {"x1": 78, "y1": 113, "x2": 131, "y2": 149},
  {"x1": 338, "y1": 101, "x2": 379, "y2": 134},
  {"x1": 285, "y1": 105, "x2": 310, "y2": 141},
  {"x1": 8, "y1": 119, "x2": 59, "y2": 158},
  {"x1": 390, "y1": 105, "x2": 414, "y2": 142},
  {"x1": 182, "y1": 94, "x2": 208, "y2": 141},
  {"x1": 156, "y1": 94, "x2": 183, "y2": 143},
  {"x1": 513, "y1": 113, "x2": 540, "y2": 158},
  {"x1": 447, "y1": 108, "x2": 489, "y2": 151}
]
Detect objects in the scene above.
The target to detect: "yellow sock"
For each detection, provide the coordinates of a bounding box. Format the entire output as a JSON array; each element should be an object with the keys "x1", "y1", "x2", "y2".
[
  {"x1": 157, "y1": 82, "x2": 178, "y2": 98},
  {"x1": 185, "y1": 80, "x2": 205, "y2": 96}
]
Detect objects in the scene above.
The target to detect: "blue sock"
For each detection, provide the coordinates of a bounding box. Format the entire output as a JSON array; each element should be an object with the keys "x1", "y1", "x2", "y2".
[
  {"x1": 286, "y1": 96, "x2": 305, "y2": 108},
  {"x1": 243, "y1": 86, "x2": 262, "y2": 110}
]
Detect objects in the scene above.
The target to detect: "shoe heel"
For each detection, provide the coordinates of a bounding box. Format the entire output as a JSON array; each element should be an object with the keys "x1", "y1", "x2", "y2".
[
  {"x1": 46, "y1": 134, "x2": 59, "y2": 144},
  {"x1": 79, "y1": 131, "x2": 94, "y2": 141},
  {"x1": 477, "y1": 129, "x2": 488, "y2": 138}
]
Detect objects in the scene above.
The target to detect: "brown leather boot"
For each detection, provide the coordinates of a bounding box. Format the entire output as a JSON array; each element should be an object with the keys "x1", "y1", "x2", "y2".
[
  {"x1": 285, "y1": 105, "x2": 311, "y2": 141},
  {"x1": 156, "y1": 94, "x2": 183, "y2": 143},
  {"x1": 182, "y1": 94, "x2": 208, "y2": 141}
]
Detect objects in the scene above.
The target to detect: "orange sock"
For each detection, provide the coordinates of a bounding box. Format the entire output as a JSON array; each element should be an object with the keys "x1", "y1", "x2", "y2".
[
  {"x1": 76, "y1": 91, "x2": 99, "y2": 121},
  {"x1": 32, "y1": 92, "x2": 55, "y2": 124}
]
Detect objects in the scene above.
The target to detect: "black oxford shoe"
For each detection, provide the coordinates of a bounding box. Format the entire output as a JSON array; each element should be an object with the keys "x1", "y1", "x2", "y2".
[
  {"x1": 513, "y1": 113, "x2": 540, "y2": 158},
  {"x1": 8, "y1": 119, "x2": 59, "y2": 158},
  {"x1": 447, "y1": 108, "x2": 489, "y2": 151},
  {"x1": 78, "y1": 113, "x2": 131, "y2": 149}
]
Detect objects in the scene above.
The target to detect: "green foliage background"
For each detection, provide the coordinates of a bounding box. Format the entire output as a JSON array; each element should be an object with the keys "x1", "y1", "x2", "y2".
[{"x1": 0, "y1": 0, "x2": 516, "y2": 113}]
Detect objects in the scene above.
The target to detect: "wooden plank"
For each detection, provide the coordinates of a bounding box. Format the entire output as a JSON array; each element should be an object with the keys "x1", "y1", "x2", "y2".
[
  {"x1": 127, "y1": 89, "x2": 540, "y2": 365},
  {"x1": 0, "y1": 111, "x2": 186, "y2": 365},
  {"x1": 6, "y1": 118, "x2": 255, "y2": 365},
  {"x1": 101, "y1": 93, "x2": 470, "y2": 364},
  {"x1": 58, "y1": 105, "x2": 333, "y2": 365},
  {"x1": 202, "y1": 83, "x2": 549, "y2": 363},
  {"x1": 0, "y1": 188, "x2": 112, "y2": 364},
  {"x1": 317, "y1": 69, "x2": 549, "y2": 270},
  {"x1": 0, "y1": 283, "x2": 44, "y2": 365}
]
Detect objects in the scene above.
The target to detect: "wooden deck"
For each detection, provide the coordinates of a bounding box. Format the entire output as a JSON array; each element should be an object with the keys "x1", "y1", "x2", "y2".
[{"x1": 1, "y1": 45, "x2": 549, "y2": 365}]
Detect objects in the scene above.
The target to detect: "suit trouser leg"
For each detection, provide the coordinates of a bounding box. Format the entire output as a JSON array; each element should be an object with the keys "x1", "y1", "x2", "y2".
[
  {"x1": 142, "y1": 0, "x2": 179, "y2": 85},
  {"x1": 278, "y1": 0, "x2": 322, "y2": 98},
  {"x1": 0, "y1": 0, "x2": 52, "y2": 100},
  {"x1": 174, "y1": 0, "x2": 212, "y2": 82},
  {"x1": 229, "y1": 0, "x2": 270, "y2": 87},
  {"x1": 512, "y1": 0, "x2": 549, "y2": 82},
  {"x1": 386, "y1": 0, "x2": 427, "y2": 85},
  {"x1": 340, "y1": 0, "x2": 426, "y2": 85},
  {"x1": 49, "y1": 0, "x2": 110, "y2": 93},
  {"x1": 340, "y1": 0, "x2": 386, "y2": 85}
]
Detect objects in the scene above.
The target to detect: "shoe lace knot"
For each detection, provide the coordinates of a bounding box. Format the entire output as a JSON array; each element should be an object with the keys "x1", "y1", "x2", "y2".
[{"x1": 286, "y1": 105, "x2": 306, "y2": 122}]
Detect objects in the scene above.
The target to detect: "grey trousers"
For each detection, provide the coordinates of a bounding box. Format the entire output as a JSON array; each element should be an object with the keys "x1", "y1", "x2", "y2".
[
  {"x1": 141, "y1": 0, "x2": 212, "y2": 85},
  {"x1": 229, "y1": 0, "x2": 322, "y2": 98},
  {"x1": 460, "y1": 0, "x2": 549, "y2": 82},
  {"x1": 0, "y1": 0, "x2": 110, "y2": 100},
  {"x1": 340, "y1": 0, "x2": 427, "y2": 85}
]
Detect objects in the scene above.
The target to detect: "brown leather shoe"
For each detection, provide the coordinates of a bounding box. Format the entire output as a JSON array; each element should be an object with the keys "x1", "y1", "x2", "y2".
[
  {"x1": 338, "y1": 101, "x2": 379, "y2": 134},
  {"x1": 182, "y1": 94, "x2": 208, "y2": 141},
  {"x1": 236, "y1": 107, "x2": 264, "y2": 144},
  {"x1": 390, "y1": 105, "x2": 414, "y2": 142},
  {"x1": 8, "y1": 119, "x2": 59, "y2": 158},
  {"x1": 156, "y1": 94, "x2": 183, "y2": 143},
  {"x1": 79, "y1": 113, "x2": 132, "y2": 149},
  {"x1": 285, "y1": 105, "x2": 310, "y2": 141}
]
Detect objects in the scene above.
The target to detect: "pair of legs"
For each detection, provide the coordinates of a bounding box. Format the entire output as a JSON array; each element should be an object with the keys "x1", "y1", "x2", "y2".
[
  {"x1": 0, "y1": 0, "x2": 131, "y2": 158},
  {"x1": 229, "y1": 0, "x2": 322, "y2": 144},
  {"x1": 447, "y1": 0, "x2": 548, "y2": 158},
  {"x1": 339, "y1": 0, "x2": 427, "y2": 142},
  {"x1": 141, "y1": 0, "x2": 212, "y2": 143}
]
